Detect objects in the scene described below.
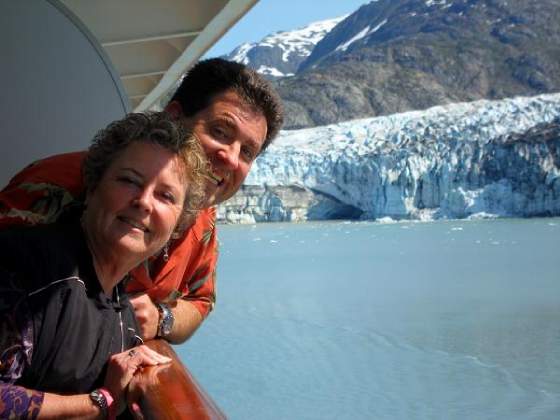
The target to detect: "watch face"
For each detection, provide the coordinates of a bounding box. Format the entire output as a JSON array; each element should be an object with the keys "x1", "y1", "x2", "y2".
[
  {"x1": 158, "y1": 304, "x2": 174, "y2": 337},
  {"x1": 162, "y1": 318, "x2": 172, "y2": 335}
]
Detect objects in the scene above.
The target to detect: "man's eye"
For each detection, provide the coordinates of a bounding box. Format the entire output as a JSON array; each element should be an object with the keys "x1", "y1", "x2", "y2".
[
  {"x1": 211, "y1": 126, "x2": 228, "y2": 139},
  {"x1": 242, "y1": 147, "x2": 256, "y2": 161}
]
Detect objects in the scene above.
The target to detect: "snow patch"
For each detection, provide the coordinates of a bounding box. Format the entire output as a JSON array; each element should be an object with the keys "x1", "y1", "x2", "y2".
[
  {"x1": 228, "y1": 15, "x2": 346, "y2": 68},
  {"x1": 335, "y1": 19, "x2": 387, "y2": 52},
  {"x1": 230, "y1": 43, "x2": 253, "y2": 65},
  {"x1": 257, "y1": 66, "x2": 291, "y2": 77}
]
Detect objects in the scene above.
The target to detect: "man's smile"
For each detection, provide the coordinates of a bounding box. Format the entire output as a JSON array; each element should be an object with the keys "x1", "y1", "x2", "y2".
[{"x1": 206, "y1": 171, "x2": 224, "y2": 186}]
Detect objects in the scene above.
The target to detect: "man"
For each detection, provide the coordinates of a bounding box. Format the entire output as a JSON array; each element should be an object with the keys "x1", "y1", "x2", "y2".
[{"x1": 0, "y1": 58, "x2": 284, "y2": 343}]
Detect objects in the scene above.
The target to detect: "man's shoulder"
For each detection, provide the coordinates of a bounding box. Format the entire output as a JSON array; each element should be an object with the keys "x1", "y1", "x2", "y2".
[
  {"x1": 8, "y1": 151, "x2": 86, "y2": 188},
  {"x1": 196, "y1": 207, "x2": 217, "y2": 224},
  {"x1": 0, "y1": 152, "x2": 87, "y2": 227},
  {"x1": 188, "y1": 207, "x2": 217, "y2": 244}
]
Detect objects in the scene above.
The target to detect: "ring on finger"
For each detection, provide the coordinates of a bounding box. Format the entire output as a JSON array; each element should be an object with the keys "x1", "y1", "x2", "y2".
[{"x1": 128, "y1": 349, "x2": 136, "y2": 357}]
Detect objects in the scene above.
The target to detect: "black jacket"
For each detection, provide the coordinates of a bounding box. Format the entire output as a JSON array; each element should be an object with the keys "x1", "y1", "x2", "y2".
[{"x1": 0, "y1": 214, "x2": 140, "y2": 394}]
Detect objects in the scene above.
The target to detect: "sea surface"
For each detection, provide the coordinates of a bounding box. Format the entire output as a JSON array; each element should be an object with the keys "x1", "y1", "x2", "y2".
[{"x1": 177, "y1": 218, "x2": 560, "y2": 420}]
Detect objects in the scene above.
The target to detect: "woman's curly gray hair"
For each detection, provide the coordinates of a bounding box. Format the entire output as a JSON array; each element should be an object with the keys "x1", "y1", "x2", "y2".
[{"x1": 83, "y1": 112, "x2": 208, "y2": 234}]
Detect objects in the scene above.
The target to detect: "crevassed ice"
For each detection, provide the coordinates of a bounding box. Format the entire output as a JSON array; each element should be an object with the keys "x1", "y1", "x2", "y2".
[{"x1": 240, "y1": 93, "x2": 560, "y2": 220}]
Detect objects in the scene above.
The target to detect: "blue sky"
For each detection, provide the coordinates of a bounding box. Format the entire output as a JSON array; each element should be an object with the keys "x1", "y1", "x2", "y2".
[{"x1": 205, "y1": 0, "x2": 371, "y2": 57}]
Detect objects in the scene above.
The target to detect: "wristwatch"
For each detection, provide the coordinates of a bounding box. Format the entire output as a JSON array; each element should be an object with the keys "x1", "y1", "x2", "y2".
[
  {"x1": 89, "y1": 389, "x2": 108, "y2": 418},
  {"x1": 90, "y1": 388, "x2": 116, "y2": 420},
  {"x1": 157, "y1": 302, "x2": 174, "y2": 338}
]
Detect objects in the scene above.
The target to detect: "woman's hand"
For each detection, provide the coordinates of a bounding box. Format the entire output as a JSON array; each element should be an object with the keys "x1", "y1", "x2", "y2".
[{"x1": 103, "y1": 345, "x2": 171, "y2": 413}]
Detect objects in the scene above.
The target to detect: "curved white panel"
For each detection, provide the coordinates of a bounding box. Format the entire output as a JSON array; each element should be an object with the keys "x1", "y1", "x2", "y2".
[{"x1": 0, "y1": 1, "x2": 130, "y2": 185}]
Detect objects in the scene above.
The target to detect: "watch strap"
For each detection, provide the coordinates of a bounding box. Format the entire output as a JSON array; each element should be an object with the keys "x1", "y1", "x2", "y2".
[
  {"x1": 99, "y1": 388, "x2": 116, "y2": 420},
  {"x1": 89, "y1": 388, "x2": 108, "y2": 418}
]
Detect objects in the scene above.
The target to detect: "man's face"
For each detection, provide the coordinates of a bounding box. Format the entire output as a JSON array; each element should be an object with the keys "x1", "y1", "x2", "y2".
[{"x1": 170, "y1": 90, "x2": 267, "y2": 207}]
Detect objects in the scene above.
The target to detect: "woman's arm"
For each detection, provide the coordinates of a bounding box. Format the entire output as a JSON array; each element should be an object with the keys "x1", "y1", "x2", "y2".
[
  {"x1": 0, "y1": 384, "x2": 107, "y2": 419},
  {"x1": 0, "y1": 345, "x2": 170, "y2": 419},
  {"x1": 0, "y1": 384, "x2": 44, "y2": 419},
  {"x1": 40, "y1": 393, "x2": 102, "y2": 420}
]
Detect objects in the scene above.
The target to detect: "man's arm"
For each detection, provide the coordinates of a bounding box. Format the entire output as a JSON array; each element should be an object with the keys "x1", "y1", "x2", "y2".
[
  {"x1": 167, "y1": 299, "x2": 203, "y2": 343},
  {"x1": 129, "y1": 294, "x2": 203, "y2": 343},
  {"x1": 129, "y1": 207, "x2": 219, "y2": 344}
]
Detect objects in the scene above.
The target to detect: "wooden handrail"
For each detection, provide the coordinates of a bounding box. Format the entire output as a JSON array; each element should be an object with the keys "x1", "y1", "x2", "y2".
[{"x1": 127, "y1": 339, "x2": 226, "y2": 420}]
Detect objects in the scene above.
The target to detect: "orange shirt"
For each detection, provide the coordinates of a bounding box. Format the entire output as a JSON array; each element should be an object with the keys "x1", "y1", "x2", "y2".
[{"x1": 0, "y1": 152, "x2": 217, "y2": 317}]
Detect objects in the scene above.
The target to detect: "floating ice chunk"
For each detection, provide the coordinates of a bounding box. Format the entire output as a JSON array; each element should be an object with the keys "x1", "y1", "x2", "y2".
[
  {"x1": 377, "y1": 217, "x2": 396, "y2": 224},
  {"x1": 425, "y1": 0, "x2": 449, "y2": 6},
  {"x1": 467, "y1": 212, "x2": 499, "y2": 220}
]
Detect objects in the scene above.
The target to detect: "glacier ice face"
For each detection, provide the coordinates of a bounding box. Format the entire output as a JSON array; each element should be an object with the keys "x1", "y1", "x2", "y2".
[{"x1": 218, "y1": 93, "x2": 560, "y2": 223}]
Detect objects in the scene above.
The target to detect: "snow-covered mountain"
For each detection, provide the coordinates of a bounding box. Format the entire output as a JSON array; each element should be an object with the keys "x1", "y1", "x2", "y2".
[
  {"x1": 278, "y1": 0, "x2": 560, "y2": 129},
  {"x1": 223, "y1": 16, "x2": 346, "y2": 78},
  {"x1": 218, "y1": 93, "x2": 560, "y2": 223}
]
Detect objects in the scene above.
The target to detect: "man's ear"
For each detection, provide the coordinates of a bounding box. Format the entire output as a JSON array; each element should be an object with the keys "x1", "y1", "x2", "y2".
[{"x1": 165, "y1": 101, "x2": 184, "y2": 119}]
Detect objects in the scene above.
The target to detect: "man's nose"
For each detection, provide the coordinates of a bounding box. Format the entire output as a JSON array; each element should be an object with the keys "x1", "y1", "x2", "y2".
[{"x1": 216, "y1": 142, "x2": 240, "y2": 169}]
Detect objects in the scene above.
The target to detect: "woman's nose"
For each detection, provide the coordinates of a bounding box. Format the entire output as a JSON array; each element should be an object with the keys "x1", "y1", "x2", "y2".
[{"x1": 132, "y1": 189, "x2": 153, "y2": 212}]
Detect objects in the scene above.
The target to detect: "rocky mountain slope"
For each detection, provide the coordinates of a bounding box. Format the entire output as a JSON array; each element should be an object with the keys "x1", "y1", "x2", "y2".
[
  {"x1": 218, "y1": 93, "x2": 560, "y2": 223},
  {"x1": 274, "y1": 0, "x2": 560, "y2": 129},
  {"x1": 222, "y1": 16, "x2": 345, "y2": 79}
]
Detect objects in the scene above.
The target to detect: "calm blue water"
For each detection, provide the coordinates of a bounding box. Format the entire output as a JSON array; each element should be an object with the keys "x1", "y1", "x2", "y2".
[{"x1": 177, "y1": 218, "x2": 560, "y2": 420}]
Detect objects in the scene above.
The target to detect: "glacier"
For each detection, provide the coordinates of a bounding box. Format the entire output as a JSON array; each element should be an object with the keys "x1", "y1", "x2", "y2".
[{"x1": 218, "y1": 93, "x2": 560, "y2": 223}]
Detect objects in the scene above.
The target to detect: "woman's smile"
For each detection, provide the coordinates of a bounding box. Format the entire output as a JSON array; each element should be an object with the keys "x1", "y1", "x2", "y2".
[{"x1": 116, "y1": 215, "x2": 150, "y2": 233}]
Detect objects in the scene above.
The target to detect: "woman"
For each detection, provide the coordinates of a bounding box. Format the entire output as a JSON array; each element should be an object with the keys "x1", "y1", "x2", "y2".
[{"x1": 0, "y1": 112, "x2": 207, "y2": 418}]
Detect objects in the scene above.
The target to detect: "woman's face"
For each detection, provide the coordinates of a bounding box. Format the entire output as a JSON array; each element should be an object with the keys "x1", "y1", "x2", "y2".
[{"x1": 84, "y1": 141, "x2": 187, "y2": 264}]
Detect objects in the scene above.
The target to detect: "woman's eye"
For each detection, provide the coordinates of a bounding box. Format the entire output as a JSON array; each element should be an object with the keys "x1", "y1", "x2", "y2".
[
  {"x1": 118, "y1": 176, "x2": 138, "y2": 185},
  {"x1": 161, "y1": 192, "x2": 176, "y2": 204}
]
